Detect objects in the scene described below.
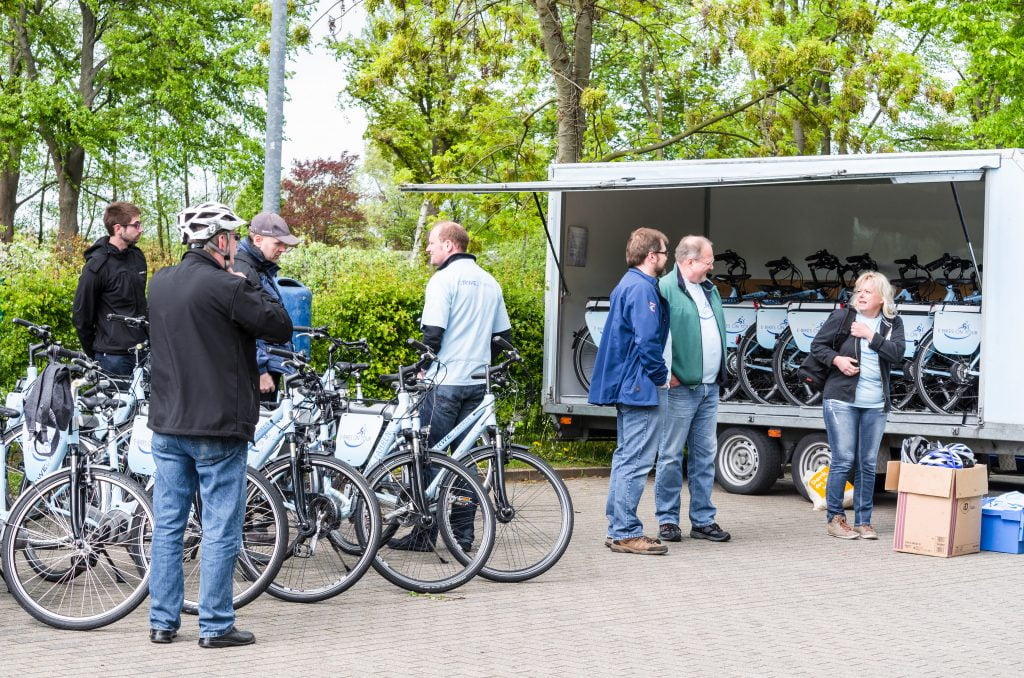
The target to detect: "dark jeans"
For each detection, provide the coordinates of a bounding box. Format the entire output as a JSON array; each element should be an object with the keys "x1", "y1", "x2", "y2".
[
  {"x1": 418, "y1": 384, "x2": 486, "y2": 544},
  {"x1": 95, "y1": 351, "x2": 135, "y2": 377}
]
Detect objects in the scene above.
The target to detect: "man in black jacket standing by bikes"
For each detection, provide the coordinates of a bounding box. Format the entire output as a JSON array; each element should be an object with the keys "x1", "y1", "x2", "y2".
[
  {"x1": 72, "y1": 201, "x2": 148, "y2": 375},
  {"x1": 146, "y1": 202, "x2": 292, "y2": 648}
]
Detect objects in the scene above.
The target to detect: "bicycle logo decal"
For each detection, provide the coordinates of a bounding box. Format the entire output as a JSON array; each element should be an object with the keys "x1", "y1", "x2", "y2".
[
  {"x1": 342, "y1": 425, "x2": 371, "y2": 448},
  {"x1": 941, "y1": 321, "x2": 978, "y2": 341},
  {"x1": 800, "y1": 319, "x2": 825, "y2": 340},
  {"x1": 726, "y1": 317, "x2": 749, "y2": 333}
]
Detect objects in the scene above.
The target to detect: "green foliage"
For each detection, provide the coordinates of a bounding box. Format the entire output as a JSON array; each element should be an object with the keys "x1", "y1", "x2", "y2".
[{"x1": 0, "y1": 239, "x2": 79, "y2": 392}]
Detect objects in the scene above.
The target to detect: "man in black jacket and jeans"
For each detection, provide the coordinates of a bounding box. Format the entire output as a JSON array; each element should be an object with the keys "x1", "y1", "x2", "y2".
[
  {"x1": 146, "y1": 202, "x2": 292, "y2": 649},
  {"x1": 72, "y1": 201, "x2": 148, "y2": 375}
]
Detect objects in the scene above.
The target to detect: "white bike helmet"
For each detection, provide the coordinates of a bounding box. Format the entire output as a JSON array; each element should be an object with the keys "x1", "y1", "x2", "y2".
[{"x1": 176, "y1": 202, "x2": 246, "y2": 246}]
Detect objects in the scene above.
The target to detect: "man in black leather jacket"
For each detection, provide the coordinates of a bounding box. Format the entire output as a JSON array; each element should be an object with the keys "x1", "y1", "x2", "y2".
[
  {"x1": 146, "y1": 202, "x2": 292, "y2": 649},
  {"x1": 72, "y1": 202, "x2": 148, "y2": 375}
]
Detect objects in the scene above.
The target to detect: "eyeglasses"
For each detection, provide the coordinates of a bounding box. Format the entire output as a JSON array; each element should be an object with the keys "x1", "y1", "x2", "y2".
[
  {"x1": 650, "y1": 250, "x2": 668, "y2": 256},
  {"x1": 124, "y1": 221, "x2": 142, "y2": 230},
  {"x1": 691, "y1": 257, "x2": 714, "y2": 266}
]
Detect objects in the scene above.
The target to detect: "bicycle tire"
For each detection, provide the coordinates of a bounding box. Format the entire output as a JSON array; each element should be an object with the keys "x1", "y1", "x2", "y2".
[
  {"x1": 364, "y1": 451, "x2": 495, "y2": 594},
  {"x1": 913, "y1": 332, "x2": 979, "y2": 414},
  {"x1": 737, "y1": 326, "x2": 779, "y2": 404},
  {"x1": 262, "y1": 455, "x2": 381, "y2": 603},
  {"x1": 457, "y1": 446, "x2": 573, "y2": 583},
  {"x1": 888, "y1": 358, "x2": 919, "y2": 411},
  {"x1": 1, "y1": 468, "x2": 154, "y2": 630},
  {"x1": 771, "y1": 329, "x2": 822, "y2": 407},
  {"x1": 720, "y1": 350, "x2": 743, "y2": 401},
  {"x1": 180, "y1": 467, "x2": 288, "y2": 614},
  {"x1": 2, "y1": 426, "x2": 27, "y2": 512},
  {"x1": 571, "y1": 326, "x2": 598, "y2": 391}
]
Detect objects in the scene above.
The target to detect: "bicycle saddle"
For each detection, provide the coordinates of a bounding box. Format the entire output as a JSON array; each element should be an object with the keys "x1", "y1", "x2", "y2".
[
  {"x1": 933, "y1": 277, "x2": 973, "y2": 287},
  {"x1": 0, "y1": 406, "x2": 18, "y2": 418},
  {"x1": 891, "y1": 276, "x2": 930, "y2": 287},
  {"x1": 713, "y1": 273, "x2": 751, "y2": 284}
]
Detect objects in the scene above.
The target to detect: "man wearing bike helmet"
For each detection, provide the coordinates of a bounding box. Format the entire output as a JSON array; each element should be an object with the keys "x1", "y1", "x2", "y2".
[{"x1": 146, "y1": 202, "x2": 292, "y2": 648}]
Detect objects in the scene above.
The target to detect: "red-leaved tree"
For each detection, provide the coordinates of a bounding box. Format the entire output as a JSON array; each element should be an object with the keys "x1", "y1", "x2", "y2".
[{"x1": 280, "y1": 155, "x2": 368, "y2": 246}]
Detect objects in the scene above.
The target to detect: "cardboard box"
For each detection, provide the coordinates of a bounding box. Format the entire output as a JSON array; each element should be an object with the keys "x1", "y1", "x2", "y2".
[
  {"x1": 885, "y1": 461, "x2": 988, "y2": 558},
  {"x1": 980, "y1": 505, "x2": 1024, "y2": 554}
]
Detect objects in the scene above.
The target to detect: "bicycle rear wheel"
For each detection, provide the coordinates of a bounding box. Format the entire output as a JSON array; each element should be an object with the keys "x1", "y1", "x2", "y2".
[
  {"x1": 771, "y1": 329, "x2": 822, "y2": 406},
  {"x1": 263, "y1": 455, "x2": 381, "y2": 603},
  {"x1": 365, "y1": 452, "x2": 494, "y2": 594},
  {"x1": 1, "y1": 468, "x2": 154, "y2": 630},
  {"x1": 913, "y1": 333, "x2": 979, "y2": 414},
  {"x1": 737, "y1": 326, "x2": 779, "y2": 403},
  {"x1": 459, "y1": 446, "x2": 573, "y2": 583},
  {"x1": 181, "y1": 467, "x2": 288, "y2": 614},
  {"x1": 572, "y1": 326, "x2": 598, "y2": 391}
]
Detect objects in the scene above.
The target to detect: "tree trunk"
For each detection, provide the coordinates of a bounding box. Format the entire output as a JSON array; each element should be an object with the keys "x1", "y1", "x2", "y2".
[
  {"x1": 54, "y1": 146, "x2": 85, "y2": 240},
  {"x1": 0, "y1": 160, "x2": 19, "y2": 242},
  {"x1": 409, "y1": 197, "x2": 437, "y2": 263},
  {"x1": 532, "y1": 0, "x2": 596, "y2": 164}
]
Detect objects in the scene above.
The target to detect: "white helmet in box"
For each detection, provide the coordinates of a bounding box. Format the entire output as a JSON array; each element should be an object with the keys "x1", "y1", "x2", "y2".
[{"x1": 176, "y1": 202, "x2": 245, "y2": 246}]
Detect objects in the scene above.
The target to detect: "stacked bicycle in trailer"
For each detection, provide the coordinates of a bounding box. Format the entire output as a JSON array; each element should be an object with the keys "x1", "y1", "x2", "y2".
[{"x1": 0, "y1": 315, "x2": 574, "y2": 630}]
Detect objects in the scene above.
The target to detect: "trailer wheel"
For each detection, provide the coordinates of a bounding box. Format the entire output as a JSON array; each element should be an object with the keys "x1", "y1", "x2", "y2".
[
  {"x1": 790, "y1": 433, "x2": 831, "y2": 501},
  {"x1": 715, "y1": 427, "x2": 781, "y2": 494}
]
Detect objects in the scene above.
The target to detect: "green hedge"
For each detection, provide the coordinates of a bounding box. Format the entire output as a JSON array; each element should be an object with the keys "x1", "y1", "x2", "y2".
[
  {"x1": 0, "y1": 241, "x2": 80, "y2": 392},
  {"x1": 1, "y1": 238, "x2": 547, "y2": 430}
]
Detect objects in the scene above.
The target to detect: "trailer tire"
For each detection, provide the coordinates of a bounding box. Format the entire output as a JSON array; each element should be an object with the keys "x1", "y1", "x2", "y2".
[
  {"x1": 790, "y1": 433, "x2": 831, "y2": 501},
  {"x1": 715, "y1": 427, "x2": 781, "y2": 495}
]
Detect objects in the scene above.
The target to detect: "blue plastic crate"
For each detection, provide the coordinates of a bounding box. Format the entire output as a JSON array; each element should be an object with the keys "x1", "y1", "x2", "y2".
[{"x1": 980, "y1": 505, "x2": 1024, "y2": 554}]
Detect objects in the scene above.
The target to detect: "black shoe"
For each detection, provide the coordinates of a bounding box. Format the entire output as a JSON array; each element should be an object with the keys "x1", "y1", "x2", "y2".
[
  {"x1": 198, "y1": 627, "x2": 255, "y2": 648},
  {"x1": 387, "y1": 531, "x2": 435, "y2": 552},
  {"x1": 659, "y1": 523, "x2": 683, "y2": 542},
  {"x1": 458, "y1": 541, "x2": 473, "y2": 554},
  {"x1": 150, "y1": 629, "x2": 177, "y2": 644},
  {"x1": 690, "y1": 522, "x2": 731, "y2": 542}
]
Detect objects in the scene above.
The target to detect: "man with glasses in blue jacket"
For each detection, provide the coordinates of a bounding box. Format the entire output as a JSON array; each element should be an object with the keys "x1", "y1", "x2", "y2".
[{"x1": 589, "y1": 227, "x2": 671, "y2": 555}]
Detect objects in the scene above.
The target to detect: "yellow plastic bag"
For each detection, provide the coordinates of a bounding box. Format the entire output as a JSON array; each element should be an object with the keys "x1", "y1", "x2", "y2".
[{"x1": 803, "y1": 465, "x2": 854, "y2": 511}]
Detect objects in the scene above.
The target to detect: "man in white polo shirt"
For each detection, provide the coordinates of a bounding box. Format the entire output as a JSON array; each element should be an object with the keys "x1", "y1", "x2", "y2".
[{"x1": 388, "y1": 220, "x2": 512, "y2": 552}]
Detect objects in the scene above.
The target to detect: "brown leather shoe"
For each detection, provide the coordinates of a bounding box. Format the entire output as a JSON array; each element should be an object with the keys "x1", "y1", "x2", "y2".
[{"x1": 609, "y1": 535, "x2": 668, "y2": 555}]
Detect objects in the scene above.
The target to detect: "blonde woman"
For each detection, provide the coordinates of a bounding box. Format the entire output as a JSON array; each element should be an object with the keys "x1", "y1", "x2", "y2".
[{"x1": 810, "y1": 271, "x2": 904, "y2": 540}]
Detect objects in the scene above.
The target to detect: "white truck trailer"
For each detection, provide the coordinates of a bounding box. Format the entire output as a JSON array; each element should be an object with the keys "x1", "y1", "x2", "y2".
[{"x1": 404, "y1": 149, "x2": 1024, "y2": 496}]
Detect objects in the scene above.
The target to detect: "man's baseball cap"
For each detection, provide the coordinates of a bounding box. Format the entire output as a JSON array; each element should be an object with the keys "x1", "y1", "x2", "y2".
[{"x1": 249, "y1": 212, "x2": 300, "y2": 246}]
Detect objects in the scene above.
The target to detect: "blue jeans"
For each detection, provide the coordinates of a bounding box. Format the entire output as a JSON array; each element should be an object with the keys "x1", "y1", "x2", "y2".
[
  {"x1": 655, "y1": 384, "x2": 719, "y2": 528},
  {"x1": 149, "y1": 433, "x2": 247, "y2": 638},
  {"x1": 417, "y1": 384, "x2": 486, "y2": 543},
  {"x1": 95, "y1": 351, "x2": 135, "y2": 376},
  {"x1": 822, "y1": 399, "x2": 886, "y2": 526},
  {"x1": 606, "y1": 403, "x2": 663, "y2": 540}
]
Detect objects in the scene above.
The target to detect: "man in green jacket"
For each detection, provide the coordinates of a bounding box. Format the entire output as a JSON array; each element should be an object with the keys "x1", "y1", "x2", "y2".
[{"x1": 655, "y1": 235, "x2": 731, "y2": 544}]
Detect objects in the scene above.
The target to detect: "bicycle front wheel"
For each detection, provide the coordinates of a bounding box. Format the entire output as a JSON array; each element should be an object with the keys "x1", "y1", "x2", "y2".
[
  {"x1": 461, "y1": 446, "x2": 573, "y2": 583},
  {"x1": 263, "y1": 455, "x2": 381, "y2": 603},
  {"x1": 366, "y1": 452, "x2": 495, "y2": 594},
  {"x1": 1, "y1": 468, "x2": 154, "y2": 630},
  {"x1": 181, "y1": 467, "x2": 288, "y2": 614}
]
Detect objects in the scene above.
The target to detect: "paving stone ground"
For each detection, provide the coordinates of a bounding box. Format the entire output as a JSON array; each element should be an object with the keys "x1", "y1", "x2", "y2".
[{"x1": 2, "y1": 474, "x2": 1022, "y2": 677}]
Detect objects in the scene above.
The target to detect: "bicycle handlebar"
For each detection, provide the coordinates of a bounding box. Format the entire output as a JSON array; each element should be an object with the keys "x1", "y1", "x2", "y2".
[
  {"x1": 12, "y1": 317, "x2": 52, "y2": 339},
  {"x1": 106, "y1": 313, "x2": 149, "y2": 328}
]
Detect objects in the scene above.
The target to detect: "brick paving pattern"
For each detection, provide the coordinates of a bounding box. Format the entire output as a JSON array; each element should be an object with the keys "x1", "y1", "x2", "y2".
[{"x1": 2, "y1": 475, "x2": 1021, "y2": 676}]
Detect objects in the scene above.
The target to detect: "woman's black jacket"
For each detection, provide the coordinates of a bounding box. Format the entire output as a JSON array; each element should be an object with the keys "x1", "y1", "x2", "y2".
[{"x1": 809, "y1": 309, "x2": 905, "y2": 413}]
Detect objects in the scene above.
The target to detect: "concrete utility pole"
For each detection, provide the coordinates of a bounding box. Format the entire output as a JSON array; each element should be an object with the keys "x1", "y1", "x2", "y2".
[{"x1": 262, "y1": 0, "x2": 288, "y2": 213}]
